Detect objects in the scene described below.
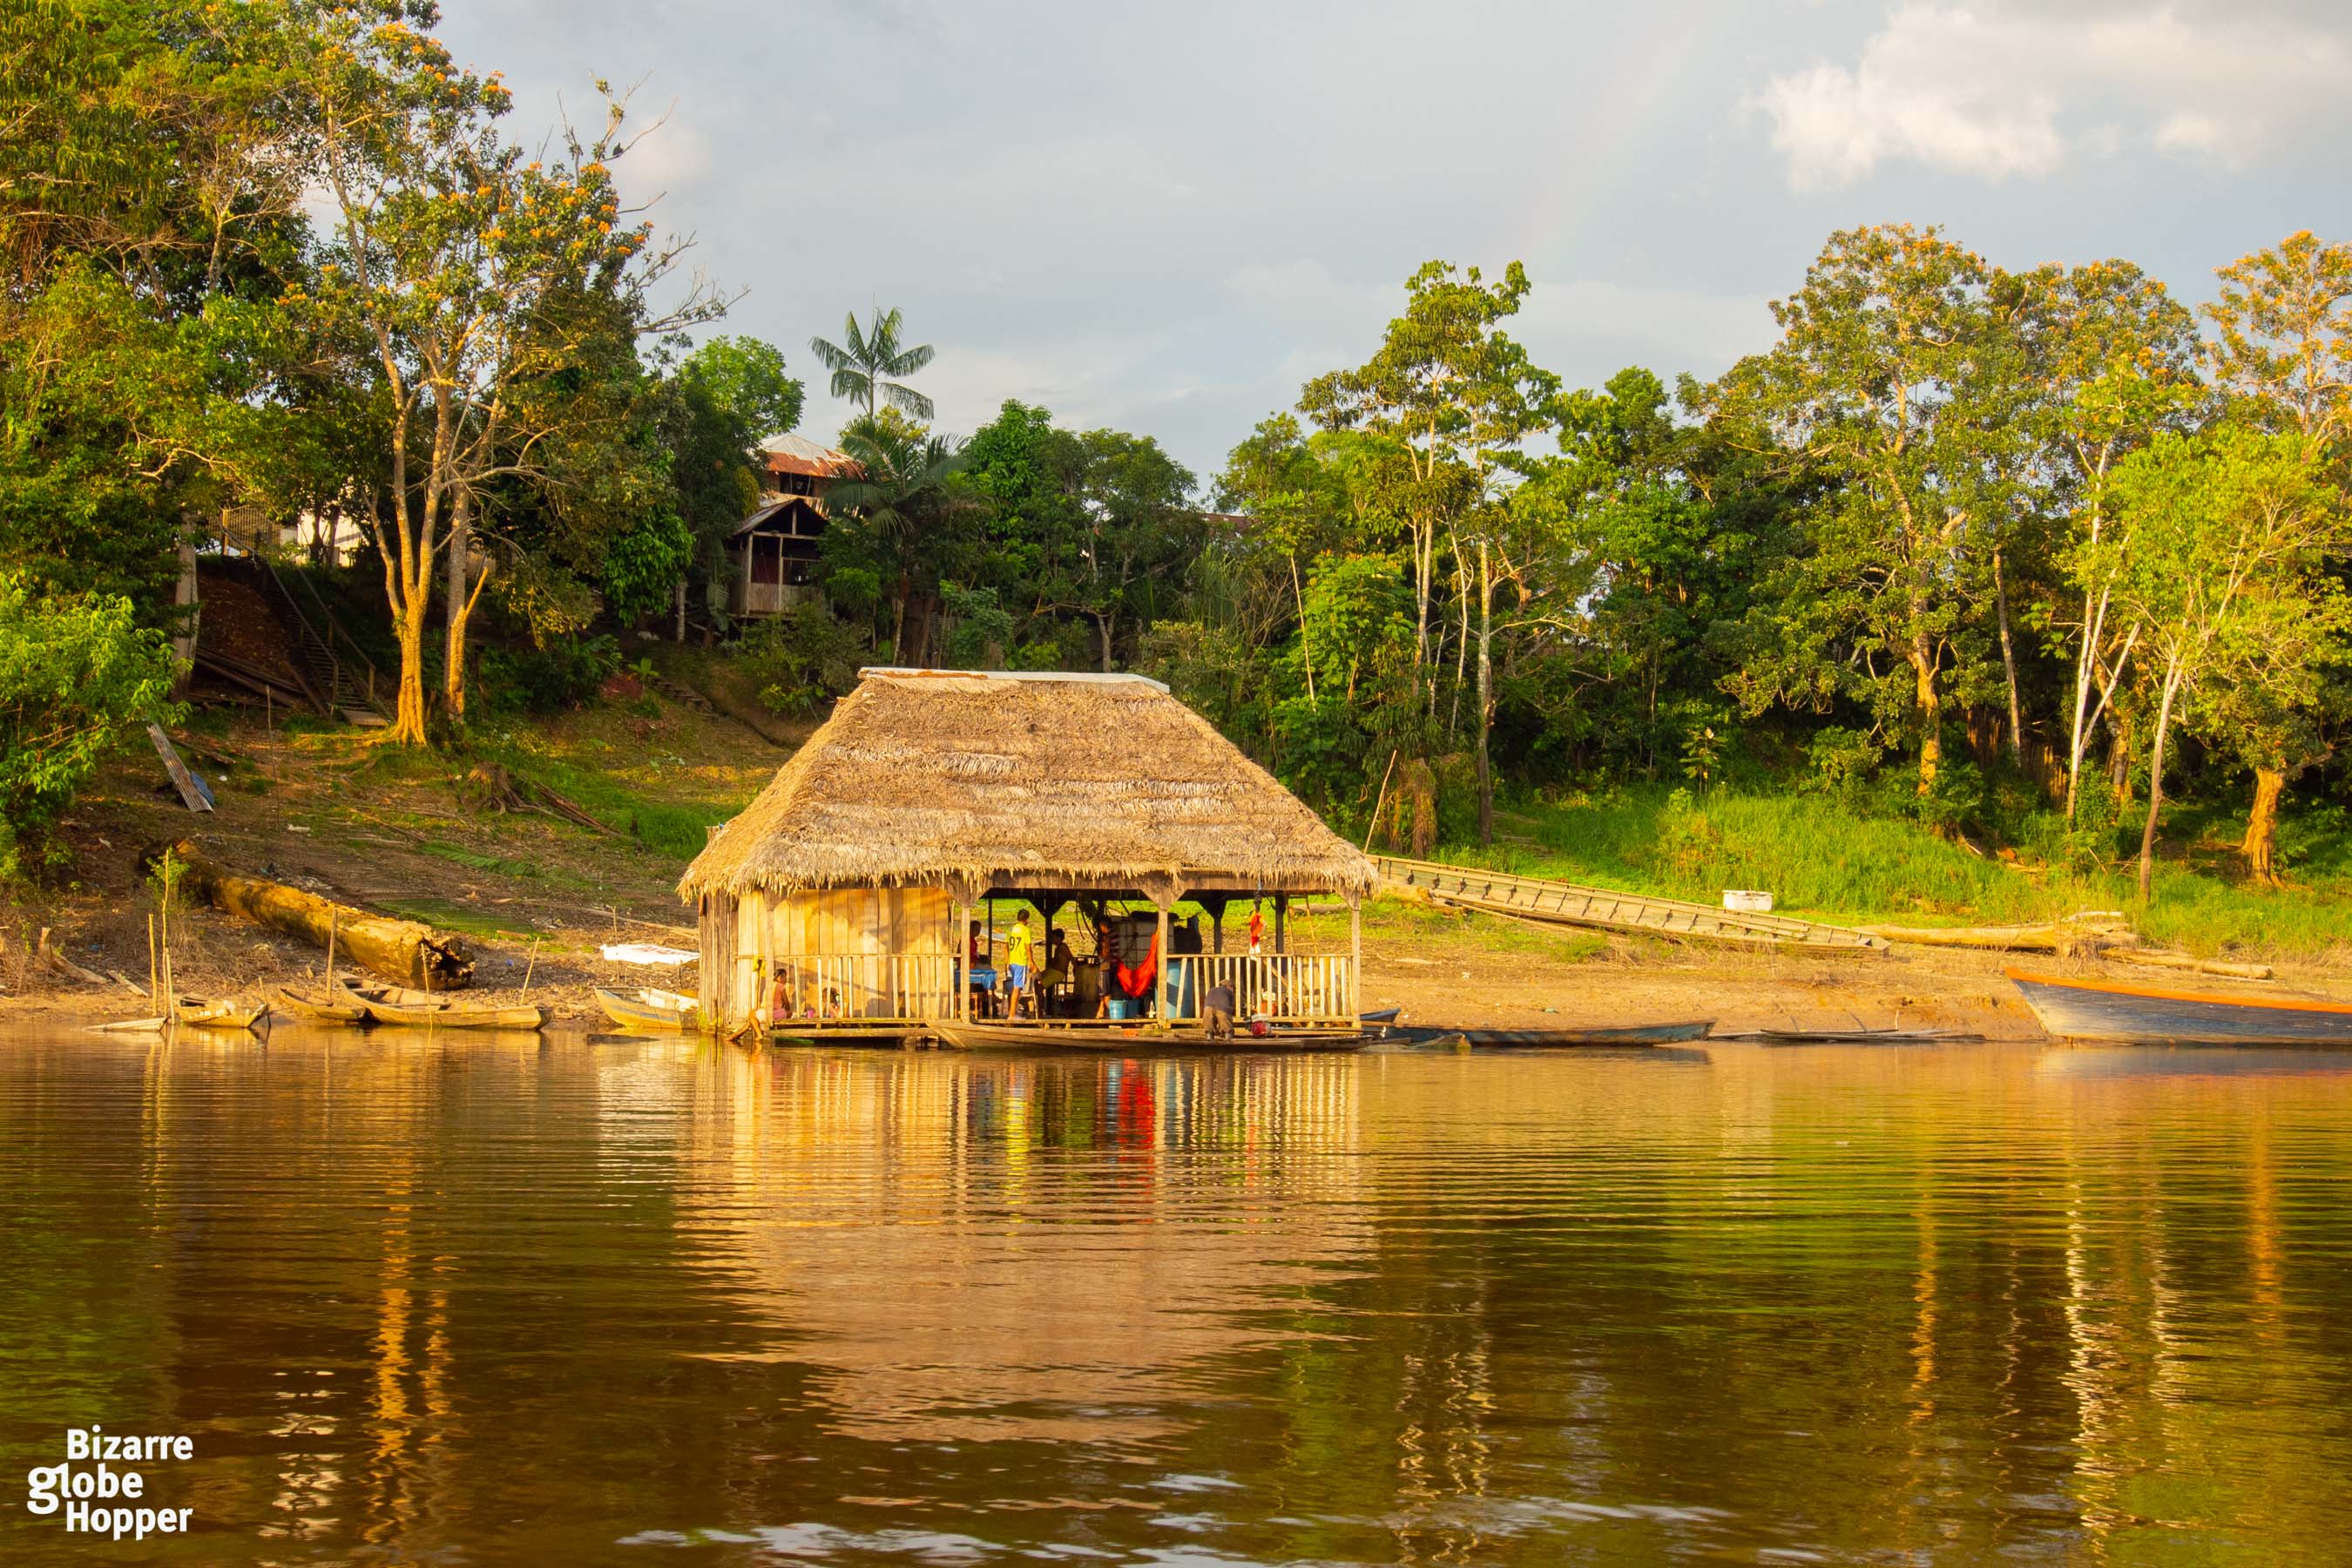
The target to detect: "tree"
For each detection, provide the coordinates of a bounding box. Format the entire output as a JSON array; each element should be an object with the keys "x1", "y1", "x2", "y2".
[
  {"x1": 2097, "y1": 429, "x2": 2345, "y2": 898},
  {"x1": 1708, "y1": 225, "x2": 2023, "y2": 801},
  {"x1": 0, "y1": 572, "x2": 179, "y2": 875},
  {"x1": 2200, "y1": 233, "x2": 2352, "y2": 872},
  {"x1": 1301, "y1": 261, "x2": 1539, "y2": 718},
  {"x1": 823, "y1": 409, "x2": 967, "y2": 663},
  {"x1": 662, "y1": 335, "x2": 801, "y2": 633},
  {"x1": 302, "y1": 3, "x2": 718, "y2": 741},
  {"x1": 2017, "y1": 260, "x2": 2202, "y2": 820},
  {"x1": 808, "y1": 305, "x2": 933, "y2": 423}
]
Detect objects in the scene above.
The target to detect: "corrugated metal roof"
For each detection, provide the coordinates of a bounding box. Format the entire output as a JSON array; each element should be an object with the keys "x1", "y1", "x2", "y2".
[{"x1": 758, "y1": 431, "x2": 862, "y2": 479}]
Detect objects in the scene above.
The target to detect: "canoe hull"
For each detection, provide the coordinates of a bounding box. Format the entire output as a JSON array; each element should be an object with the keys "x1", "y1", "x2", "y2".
[
  {"x1": 1375, "y1": 1021, "x2": 1713, "y2": 1048},
  {"x1": 362, "y1": 1000, "x2": 545, "y2": 1030},
  {"x1": 276, "y1": 985, "x2": 368, "y2": 1024},
  {"x1": 2009, "y1": 970, "x2": 2352, "y2": 1046},
  {"x1": 594, "y1": 987, "x2": 699, "y2": 1031}
]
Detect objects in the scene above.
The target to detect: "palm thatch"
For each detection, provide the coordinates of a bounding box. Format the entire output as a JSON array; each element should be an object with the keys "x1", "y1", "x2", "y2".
[{"x1": 680, "y1": 670, "x2": 1377, "y2": 901}]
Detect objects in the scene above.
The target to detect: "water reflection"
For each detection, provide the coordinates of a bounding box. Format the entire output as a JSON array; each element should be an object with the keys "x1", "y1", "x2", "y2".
[{"x1": 0, "y1": 1031, "x2": 2347, "y2": 1564}]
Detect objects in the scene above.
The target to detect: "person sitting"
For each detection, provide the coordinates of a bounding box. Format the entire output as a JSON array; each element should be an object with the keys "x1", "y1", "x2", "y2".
[{"x1": 1041, "y1": 929, "x2": 1073, "y2": 1017}]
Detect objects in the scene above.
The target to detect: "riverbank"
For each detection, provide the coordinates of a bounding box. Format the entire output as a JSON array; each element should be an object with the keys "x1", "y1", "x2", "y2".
[{"x1": 2, "y1": 687, "x2": 2342, "y2": 1036}]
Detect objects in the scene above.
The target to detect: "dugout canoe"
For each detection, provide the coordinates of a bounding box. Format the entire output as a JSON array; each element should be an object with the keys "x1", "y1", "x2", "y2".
[
  {"x1": 361, "y1": 996, "x2": 545, "y2": 1031},
  {"x1": 2008, "y1": 969, "x2": 2352, "y2": 1046},
  {"x1": 1376, "y1": 1021, "x2": 1713, "y2": 1048},
  {"x1": 594, "y1": 987, "x2": 700, "y2": 1031}
]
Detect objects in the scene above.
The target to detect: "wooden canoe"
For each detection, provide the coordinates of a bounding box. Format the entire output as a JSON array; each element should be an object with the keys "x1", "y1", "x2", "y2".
[
  {"x1": 174, "y1": 997, "x2": 267, "y2": 1031},
  {"x1": 1375, "y1": 1021, "x2": 1713, "y2": 1047},
  {"x1": 277, "y1": 983, "x2": 371, "y2": 1024},
  {"x1": 361, "y1": 996, "x2": 545, "y2": 1031},
  {"x1": 595, "y1": 987, "x2": 699, "y2": 1031},
  {"x1": 929, "y1": 1020, "x2": 1365, "y2": 1053},
  {"x1": 1747, "y1": 1027, "x2": 1983, "y2": 1044},
  {"x1": 2009, "y1": 969, "x2": 2352, "y2": 1046}
]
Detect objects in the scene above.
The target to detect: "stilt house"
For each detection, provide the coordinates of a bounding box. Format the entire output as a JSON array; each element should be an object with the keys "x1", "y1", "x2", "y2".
[{"x1": 679, "y1": 668, "x2": 1379, "y2": 1032}]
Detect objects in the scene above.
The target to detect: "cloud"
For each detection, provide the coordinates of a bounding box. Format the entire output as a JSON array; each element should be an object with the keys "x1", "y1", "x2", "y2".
[{"x1": 1751, "y1": 3, "x2": 2349, "y2": 189}]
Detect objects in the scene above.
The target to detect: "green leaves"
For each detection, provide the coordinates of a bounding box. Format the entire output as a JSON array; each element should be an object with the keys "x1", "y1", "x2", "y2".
[{"x1": 0, "y1": 573, "x2": 179, "y2": 873}]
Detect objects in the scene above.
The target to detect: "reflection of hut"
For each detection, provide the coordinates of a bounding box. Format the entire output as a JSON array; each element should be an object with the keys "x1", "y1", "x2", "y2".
[
  {"x1": 678, "y1": 668, "x2": 1378, "y2": 1032},
  {"x1": 732, "y1": 434, "x2": 861, "y2": 619}
]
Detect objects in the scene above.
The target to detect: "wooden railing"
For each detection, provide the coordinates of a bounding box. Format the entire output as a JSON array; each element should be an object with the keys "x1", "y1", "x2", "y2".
[
  {"x1": 737, "y1": 581, "x2": 814, "y2": 618},
  {"x1": 748, "y1": 952, "x2": 961, "y2": 1022},
  {"x1": 1168, "y1": 954, "x2": 1356, "y2": 1024}
]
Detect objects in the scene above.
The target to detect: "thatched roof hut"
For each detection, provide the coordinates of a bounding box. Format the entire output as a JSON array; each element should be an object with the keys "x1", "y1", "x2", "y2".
[
  {"x1": 680, "y1": 669, "x2": 1374, "y2": 1032},
  {"x1": 680, "y1": 668, "x2": 1376, "y2": 902}
]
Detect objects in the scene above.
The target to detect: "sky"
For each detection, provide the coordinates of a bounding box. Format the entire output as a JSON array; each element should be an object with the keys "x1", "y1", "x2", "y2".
[{"x1": 436, "y1": 0, "x2": 2352, "y2": 483}]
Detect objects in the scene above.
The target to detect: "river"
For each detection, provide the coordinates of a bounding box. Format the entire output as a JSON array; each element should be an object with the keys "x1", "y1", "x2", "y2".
[{"x1": 2, "y1": 1028, "x2": 2348, "y2": 1564}]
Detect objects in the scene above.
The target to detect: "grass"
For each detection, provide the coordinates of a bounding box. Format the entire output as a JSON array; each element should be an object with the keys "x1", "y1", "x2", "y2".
[{"x1": 1416, "y1": 785, "x2": 2352, "y2": 963}]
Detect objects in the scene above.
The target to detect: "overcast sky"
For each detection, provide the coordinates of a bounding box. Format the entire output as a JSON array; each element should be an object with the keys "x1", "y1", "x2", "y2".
[{"x1": 437, "y1": 0, "x2": 2352, "y2": 483}]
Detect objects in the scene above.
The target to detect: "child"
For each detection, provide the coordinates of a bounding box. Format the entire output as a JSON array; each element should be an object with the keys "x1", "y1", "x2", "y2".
[
  {"x1": 1004, "y1": 909, "x2": 1035, "y2": 1020},
  {"x1": 1247, "y1": 900, "x2": 1265, "y2": 956}
]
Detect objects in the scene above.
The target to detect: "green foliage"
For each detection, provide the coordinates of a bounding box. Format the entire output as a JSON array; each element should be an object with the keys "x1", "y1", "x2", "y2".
[
  {"x1": 738, "y1": 604, "x2": 862, "y2": 717},
  {"x1": 0, "y1": 574, "x2": 179, "y2": 874},
  {"x1": 808, "y1": 307, "x2": 934, "y2": 422},
  {"x1": 478, "y1": 635, "x2": 622, "y2": 714}
]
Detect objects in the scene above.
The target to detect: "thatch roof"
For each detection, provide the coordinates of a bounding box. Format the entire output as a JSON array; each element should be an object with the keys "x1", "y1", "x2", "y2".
[{"x1": 680, "y1": 670, "x2": 1377, "y2": 902}]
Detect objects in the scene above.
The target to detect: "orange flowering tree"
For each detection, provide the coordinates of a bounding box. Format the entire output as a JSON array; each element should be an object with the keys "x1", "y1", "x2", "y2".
[{"x1": 300, "y1": 1, "x2": 720, "y2": 741}]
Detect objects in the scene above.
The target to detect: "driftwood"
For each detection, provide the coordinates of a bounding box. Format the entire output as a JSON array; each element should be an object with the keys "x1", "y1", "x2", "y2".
[
  {"x1": 2112, "y1": 948, "x2": 2274, "y2": 981},
  {"x1": 149, "y1": 840, "x2": 474, "y2": 990},
  {"x1": 1859, "y1": 922, "x2": 2131, "y2": 952},
  {"x1": 464, "y1": 764, "x2": 610, "y2": 835}
]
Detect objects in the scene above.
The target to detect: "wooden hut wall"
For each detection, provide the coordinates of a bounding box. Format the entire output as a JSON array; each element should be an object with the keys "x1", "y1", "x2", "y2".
[{"x1": 725, "y1": 886, "x2": 956, "y2": 1021}]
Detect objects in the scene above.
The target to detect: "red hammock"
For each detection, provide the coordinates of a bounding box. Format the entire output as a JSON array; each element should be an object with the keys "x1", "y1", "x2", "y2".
[{"x1": 1113, "y1": 930, "x2": 1160, "y2": 1001}]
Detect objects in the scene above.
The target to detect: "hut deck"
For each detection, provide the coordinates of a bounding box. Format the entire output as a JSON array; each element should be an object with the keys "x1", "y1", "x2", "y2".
[
  {"x1": 930, "y1": 1020, "x2": 1363, "y2": 1053},
  {"x1": 1375, "y1": 856, "x2": 1887, "y2": 952}
]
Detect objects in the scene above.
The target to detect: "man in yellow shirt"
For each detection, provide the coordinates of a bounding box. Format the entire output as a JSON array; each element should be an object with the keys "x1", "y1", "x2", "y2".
[{"x1": 1004, "y1": 909, "x2": 1035, "y2": 1019}]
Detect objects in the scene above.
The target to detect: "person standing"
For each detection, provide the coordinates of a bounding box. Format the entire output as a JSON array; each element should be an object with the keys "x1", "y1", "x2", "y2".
[
  {"x1": 1004, "y1": 909, "x2": 1035, "y2": 1020},
  {"x1": 1247, "y1": 901, "x2": 1265, "y2": 956}
]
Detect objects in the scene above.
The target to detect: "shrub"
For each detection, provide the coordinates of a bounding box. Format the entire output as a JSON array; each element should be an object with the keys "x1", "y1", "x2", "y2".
[
  {"x1": 737, "y1": 603, "x2": 862, "y2": 717},
  {"x1": 478, "y1": 634, "x2": 622, "y2": 714},
  {"x1": 0, "y1": 573, "x2": 179, "y2": 875}
]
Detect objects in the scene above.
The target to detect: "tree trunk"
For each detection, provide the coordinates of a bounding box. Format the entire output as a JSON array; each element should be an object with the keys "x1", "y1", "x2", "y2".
[
  {"x1": 674, "y1": 578, "x2": 686, "y2": 642},
  {"x1": 443, "y1": 502, "x2": 470, "y2": 723},
  {"x1": 2137, "y1": 659, "x2": 2186, "y2": 901},
  {"x1": 391, "y1": 593, "x2": 429, "y2": 745},
  {"x1": 1289, "y1": 553, "x2": 1315, "y2": 703},
  {"x1": 1475, "y1": 539, "x2": 1495, "y2": 847},
  {"x1": 1992, "y1": 547, "x2": 2023, "y2": 764},
  {"x1": 2241, "y1": 767, "x2": 2286, "y2": 888},
  {"x1": 1911, "y1": 634, "x2": 1941, "y2": 798},
  {"x1": 171, "y1": 529, "x2": 201, "y2": 687},
  {"x1": 1096, "y1": 612, "x2": 1114, "y2": 672},
  {"x1": 158, "y1": 840, "x2": 475, "y2": 990},
  {"x1": 2065, "y1": 587, "x2": 2101, "y2": 820}
]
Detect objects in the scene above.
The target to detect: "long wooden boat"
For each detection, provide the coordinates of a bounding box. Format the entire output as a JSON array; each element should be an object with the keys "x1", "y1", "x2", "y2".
[
  {"x1": 929, "y1": 1020, "x2": 1364, "y2": 1053},
  {"x1": 361, "y1": 996, "x2": 545, "y2": 1031},
  {"x1": 1376, "y1": 1021, "x2": 1713, "y2": 1048},
  {"x1": 1375, "y1": 856, "x2": 1888, "y2": 953},
  {"x1": 2009, "y1": 969, "x2": 2352, "y2": 1046},
  {"x1": 594, "y1": 987, "x2": 700, "y2": 1031},
  {"x1": 1747, "y1": 1026, "x2": 1983, "y2": 1044}
]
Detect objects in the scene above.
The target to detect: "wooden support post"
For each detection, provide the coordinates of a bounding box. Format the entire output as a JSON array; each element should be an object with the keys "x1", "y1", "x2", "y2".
[
  {"x1": 1274, "y1": 894, "x2": 1288, "y2": 955},
  {"x1": 1155, "y1": 903, "x2": 1171, "y2": 1030},
  {"x1": 950, "y1": 900, "x2": 966, "y2": 1024},
  {"x1": 1348, "y1": 900, "x2": 1362, "y2": 1022},
  {"x1": 1211, "y1": 909, "x2": 1222, "y2": 954}
]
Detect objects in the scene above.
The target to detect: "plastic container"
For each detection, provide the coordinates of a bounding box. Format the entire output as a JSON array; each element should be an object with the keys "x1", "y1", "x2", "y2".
[
  {"x1": 1722, "y1": 889, "x2": 1774, "y2": 913},
  {"x1": 1105, "y1": 1000, "x2": 1132, "y2": 1021}
]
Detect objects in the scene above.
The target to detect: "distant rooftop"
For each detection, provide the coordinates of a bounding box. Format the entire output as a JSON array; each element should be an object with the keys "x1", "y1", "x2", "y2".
[{"x1": 758, "y1": 431, "x2": 862, "y2": 480}]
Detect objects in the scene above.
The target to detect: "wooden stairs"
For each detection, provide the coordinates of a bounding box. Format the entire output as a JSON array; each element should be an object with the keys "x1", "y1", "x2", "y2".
[
  {"x1": 1375, "y1": 855, "x2": 1889, "y2": 953},
  {"x1": 253, "y1": 558, "x2": 392, "y2": 727}
]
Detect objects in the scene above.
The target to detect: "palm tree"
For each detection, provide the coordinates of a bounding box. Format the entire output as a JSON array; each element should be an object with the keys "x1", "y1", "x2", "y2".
[
  {"x1": 828, "y1": 415, "x2": 966, "y2": 660},
  {"x1": 809, "y1": 307, "x2": 936, "y2": 422}
]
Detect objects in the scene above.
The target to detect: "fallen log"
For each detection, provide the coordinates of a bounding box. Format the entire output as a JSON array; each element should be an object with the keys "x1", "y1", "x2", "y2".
[
  {"x1": 1858, "y1": 922, "x2": 2131, "y2": 952},
  {"x1": 2111, "y1": 948, "x2": 2274, "y2": 981},
  {"x1": 146, "y1": 841, "x2": 474, "y2": 990}
]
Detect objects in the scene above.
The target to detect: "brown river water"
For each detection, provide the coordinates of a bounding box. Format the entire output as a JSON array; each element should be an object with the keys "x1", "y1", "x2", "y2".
[{"x1": 3, "y1": 1027, "x2": 2349, "y2": 1565}]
